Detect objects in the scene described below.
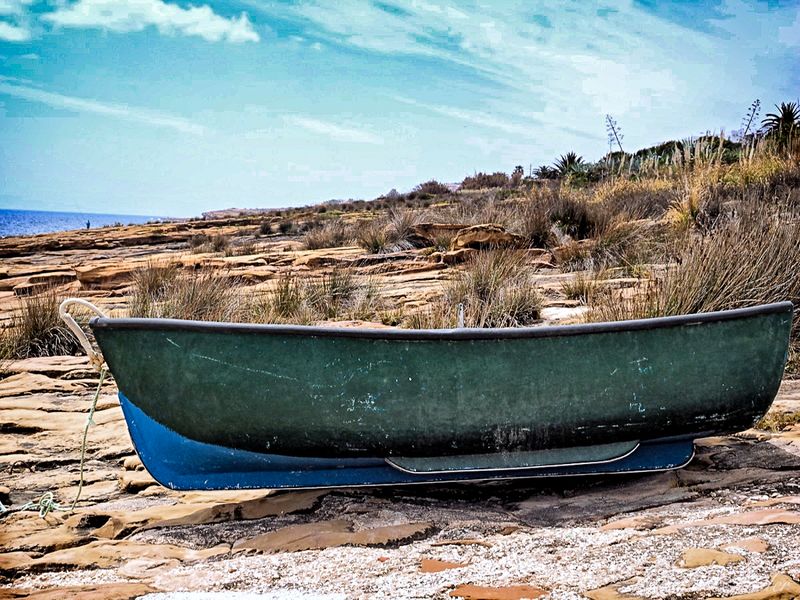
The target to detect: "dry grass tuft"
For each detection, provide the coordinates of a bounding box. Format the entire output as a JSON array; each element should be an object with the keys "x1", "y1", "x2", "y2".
[
  {"x1": 0, "y1": 288, "x2": 81, "y2": 359},
  {"x1": 129, "y1": 263, "x2": 245, "y2": 322},
  {"x1": 303, "y1": 221, "x2": 354, "y2": 250},
  {"x1": 254, "y1": 269, "x2": 384, "y2": 323},
  {"x1": 588, "y1": 208, "x2": 800, "y2": 330},
  {"x1": 408, "y1": 250, "x2": 542, "y2": 328}
]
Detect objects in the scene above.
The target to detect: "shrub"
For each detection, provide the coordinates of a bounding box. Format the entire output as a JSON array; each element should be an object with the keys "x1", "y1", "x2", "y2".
[
  {"x1": 0, "y1": 288, "x2": 81, "y2": 359},
  {"x1": 259, "y1": 221, "x2": 273, "y2": 235},
  {"x1": 210, "y1": 234, "x2": 230, "y2": 253},
  {"x1": 550, "y1": 194, "x2": 610, "y2": 239},
  {"x1": 461, "y1": 172, "x2": 510, "y2": 190},
  {"x1": 414, "y1": 180, "x2": 451, "y2": 195},
  {"x1": 513, "y1": 199, "x2": 555, "y2": 248},
  {"x1": 303, "y1": 221, "x2": 354, "y2": 250},
  {"x1": 129, "y1": 264, "x2": 244, "y2": 322},
  {"x1": 278, "y1": 221, "x2": 295, "y2": 234},
  {"x1": 188, "y1": 233, "x2": 209, "y2": 249}
]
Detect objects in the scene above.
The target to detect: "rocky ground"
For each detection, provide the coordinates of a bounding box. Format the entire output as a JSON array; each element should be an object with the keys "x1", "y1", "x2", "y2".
[{"x1": 1, "y1": 220, "x2": 800, "y2": 599}]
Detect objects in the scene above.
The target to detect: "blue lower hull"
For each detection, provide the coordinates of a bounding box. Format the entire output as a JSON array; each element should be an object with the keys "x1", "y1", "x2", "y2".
[{"x1": 119, "y1": 394, "x2": 696, "y2": 490}]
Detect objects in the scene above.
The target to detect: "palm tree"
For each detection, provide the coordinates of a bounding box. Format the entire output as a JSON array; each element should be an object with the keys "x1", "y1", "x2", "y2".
[
  {"x1": 553, "y1": 152, "x2": 584, "y2": 177},
  {"x1": 761, "y1": 101, "x2": 800, "y2": 149}
]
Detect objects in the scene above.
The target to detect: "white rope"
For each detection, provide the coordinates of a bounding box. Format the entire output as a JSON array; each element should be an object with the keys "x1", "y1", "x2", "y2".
[{"x1": 59, "y1": 298, "x2": 108, "y2": 371}]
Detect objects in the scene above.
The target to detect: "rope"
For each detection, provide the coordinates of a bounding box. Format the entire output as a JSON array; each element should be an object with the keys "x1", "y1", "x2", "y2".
[
  {"x1": 0, "y1": 337, "x2": 108, "y2": 519},
  {"x1": 71, "y1": 366, "x2": 107, "y2": 511},
  {"x1": 0, "y1": 492, "x2": 67, "y2": 519}
]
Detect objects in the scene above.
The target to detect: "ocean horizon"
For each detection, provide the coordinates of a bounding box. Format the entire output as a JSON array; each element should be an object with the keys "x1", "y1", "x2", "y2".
[{"x1": 0, "y1": 208, "x2": 168, "y2": 238}]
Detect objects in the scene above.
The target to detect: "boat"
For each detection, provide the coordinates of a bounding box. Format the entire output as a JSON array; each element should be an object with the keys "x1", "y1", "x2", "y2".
[{"x1": 64, "y1": 300, "x2": 792, "y2": 490}]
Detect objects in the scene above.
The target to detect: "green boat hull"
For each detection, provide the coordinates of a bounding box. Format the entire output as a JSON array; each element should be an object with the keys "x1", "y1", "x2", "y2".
[{"x1": 92, "y1": 302, "x2": 792, "y2": 470}]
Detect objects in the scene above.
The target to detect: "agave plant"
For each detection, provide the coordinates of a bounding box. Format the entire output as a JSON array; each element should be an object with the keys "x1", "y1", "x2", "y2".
[
  {"x1": 761, "y1": 101, "x2": 800, "y2": 148},
  {"x1": 553, "y1": 152, "x2": 584, "y2": 177}
]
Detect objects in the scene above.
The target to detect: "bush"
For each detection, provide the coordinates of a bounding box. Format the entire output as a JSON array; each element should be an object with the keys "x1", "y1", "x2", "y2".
[
  {"x1": 414, "y1": 180, "x2": 451, "y2": 195},
  {"x1": 461, "y1": 172, "x2": 510, "y2": 190},
  {"x1": 188, "y1": 233, "x2": 209, "y2": 249},
  {"x1": 259, "y1": 221, "x2": 273, "y2": 235},
  {"x1": 210, "y1": 234, "x2": 230, "y2": 253},
  {"x1": 513, "y1": 199, "x2": 555, "y2": 248},
  {"x1": 0, "y1": 288, "x2": 81, "y2": 359},
  {"x1": 550, "y1": 194, "x2": 610, "y2": 239},
  {"x1": 278, "y1": 221, "x2": 295, "y2": 234},
  {"x1": 129, "y1": 263, "x2": 245, "y2": 322}
]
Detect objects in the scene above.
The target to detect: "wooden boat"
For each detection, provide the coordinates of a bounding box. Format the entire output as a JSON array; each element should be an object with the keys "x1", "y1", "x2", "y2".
[{"x1": 78, "y1": 301, "x2": 791, "y2": 490}]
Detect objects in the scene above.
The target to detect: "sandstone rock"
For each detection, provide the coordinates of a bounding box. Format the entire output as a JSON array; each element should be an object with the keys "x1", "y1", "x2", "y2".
[
  {"x1": 407, "y1": 223, "x2": 468, "y2": 248},
  {"x1": 679, "y1": 547, "x2": 744, "y2": 568},
  {"x1": 91, "y1": 489, "x2": 324, "y2": 539},
  {"x1": 118, "y1": 469, "x2": 157, "y2": 493},
  {"x1": 122, "y1": 455, "x2": 143, "y2": 471},
  {"x1": 708, "y1": 573, "x2": 800, "y2": 600},
  {"x1": 722, "y1": 537, "x2": 769, "y2": 553},
  {"x1": 8, "y1": 539, "x2": 229, "y2": 571},
  {"x1": 75, "y1": 263, "x2": 141, "y2": 289},
  {"x1": 655, "y1": 508, "x2": 800, "y2": 534},
  {"x1": 584, "y1": 582, "x2": 643, "y2": 600},
  {"x1": 0, "y1": 373, "x2": 93, "y2": 398},
  {"x1": 449, "y1": 583, "x2": 547, "y2": 599},
  {"x1": 429, "y1": 248, "x2": 478, "y2": 265},
  {"x1": 451, "y1": 224, "x2": 525, "y2": 250},
  {"x1": 14, "y1": 582, "x2": 157, "y2": 599},
  {"x1": 233, "y1": 519, "x2": 434, "y2": 552},
  {"x1": 420, "y1": 558, "x2": 468, "y2": 572},
  {"x1": 3, "y1": 356, "x2": 91, "y2": 376}
]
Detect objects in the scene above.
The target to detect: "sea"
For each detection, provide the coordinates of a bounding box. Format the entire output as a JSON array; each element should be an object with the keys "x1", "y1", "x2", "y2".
[{"x1": 0, "y1": 208, "x2": 167, "y2": 238}]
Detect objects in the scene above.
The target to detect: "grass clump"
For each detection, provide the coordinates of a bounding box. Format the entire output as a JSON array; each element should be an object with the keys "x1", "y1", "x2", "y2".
[
  {"x1": 0, "y1": 289, "x2": 81, "y2": 359},
  {"x1": 303, "y1": 221, "x2": 354, "y2": 250},
  {"x1": 561, "y1": 271, "x2": 607, "y2": 305},
  {"x1": 409, "y1": 250, "x2": 542, "y2": 328},
  {"x1": 588, "y1": 208, "x2": 800, "y2": 329},
  {"x1": 254, "y1": 269, "x2": 384, "y2": 323},
  {"x1": 129, "y1": 263, "x2": 245, "y2": 322}
]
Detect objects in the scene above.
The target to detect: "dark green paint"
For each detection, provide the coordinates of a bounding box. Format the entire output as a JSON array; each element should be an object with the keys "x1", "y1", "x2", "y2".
[{"x1": 92, "y1": 304, "x2": 792, "y2": 459}]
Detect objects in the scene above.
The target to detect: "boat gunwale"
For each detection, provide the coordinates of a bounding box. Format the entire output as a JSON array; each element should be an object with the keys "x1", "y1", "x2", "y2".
[{"x1": 90, "y1": 301, "x2": 794, "y2": 341}]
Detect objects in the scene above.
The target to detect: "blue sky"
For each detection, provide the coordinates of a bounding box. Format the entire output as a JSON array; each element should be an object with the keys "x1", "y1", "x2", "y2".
[{"x1": 0, "y1": 1, "x2": 798, "y2": 217}]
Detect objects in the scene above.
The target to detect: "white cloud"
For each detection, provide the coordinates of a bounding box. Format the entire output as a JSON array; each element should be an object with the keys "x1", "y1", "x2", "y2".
[
  {"x1": 0, "y1": 19, "x2": 29, "y2": 41},
  {"x1": 0, "y1": 81, "x2": 207, "y2": 135},
  {"x1": 0, "y1": 0, "x2": 33, "y2": 41},
  {"x1": 392, "y1": 95, "x2": 538, "y2": 138},
  {"x1": 247, "y1": 0, "x2": 798, "y2": 155},
  {"x1": 43, "y1": 0, "x2": 259, "y2": 43},
  {"x1": 283, "y1": 115, "x2": 383, "y2": 145},
  {"x1": 0, "y1": 0, "x2": 33, "y2": 17}
]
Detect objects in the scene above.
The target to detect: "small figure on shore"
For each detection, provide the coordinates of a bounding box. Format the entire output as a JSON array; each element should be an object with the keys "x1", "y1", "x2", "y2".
[{"x1": 86, "y1": 220, "x2": 90, "y2": 229}]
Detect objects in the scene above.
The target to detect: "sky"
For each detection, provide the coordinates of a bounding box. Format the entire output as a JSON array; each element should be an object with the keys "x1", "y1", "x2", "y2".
[{"x1": 0, "y1": 1, "x2": 798, "y2": 217}]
